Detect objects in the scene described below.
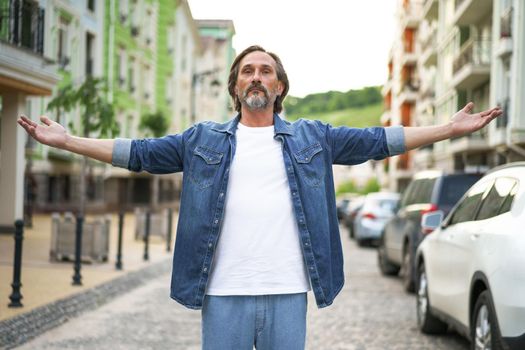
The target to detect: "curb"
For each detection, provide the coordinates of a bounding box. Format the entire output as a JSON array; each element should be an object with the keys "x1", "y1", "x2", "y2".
[{"x1": 0, "y1": 258, "x2": 172, "y2": 349}]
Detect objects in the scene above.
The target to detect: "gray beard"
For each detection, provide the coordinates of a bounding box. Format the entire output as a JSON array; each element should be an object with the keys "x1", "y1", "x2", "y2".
[{"x1": 244, "y1": 93, "x2": 269, "y2": 110}]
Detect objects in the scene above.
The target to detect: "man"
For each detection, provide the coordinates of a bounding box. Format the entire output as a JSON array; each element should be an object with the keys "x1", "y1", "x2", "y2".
[{"x1": 18, "y1": 45, "x2": 502, "y2": 349}]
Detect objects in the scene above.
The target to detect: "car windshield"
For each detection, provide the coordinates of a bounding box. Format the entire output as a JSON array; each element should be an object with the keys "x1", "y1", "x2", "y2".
[
  {"x1": 367, "y1": 198, "x2": 398, "y2": 212},
  {"x1": 438, "y1": 175, "x2": 483, "y2": 206}
]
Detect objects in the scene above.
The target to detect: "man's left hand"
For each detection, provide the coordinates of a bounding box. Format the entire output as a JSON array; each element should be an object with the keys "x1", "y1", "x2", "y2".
[{"x1": 450, "y1": 102, "x2": 503, "y2": 138}]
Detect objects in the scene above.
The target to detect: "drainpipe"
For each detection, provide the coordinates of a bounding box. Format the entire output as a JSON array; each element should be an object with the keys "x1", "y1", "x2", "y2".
[{"x1": 108, "y1": 0, "x2": 115, "y2": 103}]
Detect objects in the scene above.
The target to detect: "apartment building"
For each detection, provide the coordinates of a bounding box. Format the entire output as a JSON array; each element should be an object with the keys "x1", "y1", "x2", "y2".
[
  {"x1": 4, "y1": 0, "x2": 236, "y2": 215},
  {"x1": 382, "y1": 0, "x2": 423, "y2": 192},
  {"x1": 194, "y1": 19, "x2": 236, "y2": 123},
  {"x1": 383, "y1": 0, "x2": 525, "y2": 192},
  {"x1": 17, "y1": 0, "x2": 107, "y2": 214},
  {"x1": 0, "y1": 0, "x2": 60, "y2": 229}
]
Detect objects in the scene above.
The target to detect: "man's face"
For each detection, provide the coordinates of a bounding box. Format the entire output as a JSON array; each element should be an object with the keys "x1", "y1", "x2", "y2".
[{"x1": 235, "y1": 51, "x2": 284, "y2": 111}]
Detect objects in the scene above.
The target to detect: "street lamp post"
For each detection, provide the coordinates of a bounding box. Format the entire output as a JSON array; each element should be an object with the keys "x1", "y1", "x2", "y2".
[{"x1": 191, "y1": 68, "x2": 222, "y2": 125}]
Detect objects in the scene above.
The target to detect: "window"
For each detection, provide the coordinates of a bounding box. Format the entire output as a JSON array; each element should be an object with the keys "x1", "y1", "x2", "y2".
[
  {"x1": 118, "y1": 49, "x2": 127, "y2": 87},
  {"x1": 119, "y1": 0, "x2": 129, "y2": 22},
  {"x1": 476, "y1": 177, "x2": 517, "y2": 220},
  {"x1": 413, "y1": 178, "x2": 435, "y2": 204},
  {"x1": 498, "y1": 182, "x2": 518, "y2": 215},
  {"x1": 85, "y1": 33, "x2": 95, "y2": 76},
  {"x1": 57, "y1": 17, "x2": 70, "y2": 69},
  {"x1": 438, "y1": 174, "x2": 482, "y2": 206},
  {"x1": 87, "y1": 0, "x2": 95, "y2": 12},
  {"x1": 128, "y1": 57, "x2": 135, "y2": 93},
  {"x1": 448, "y1": 180, "x2": 492, "y2": 225}
]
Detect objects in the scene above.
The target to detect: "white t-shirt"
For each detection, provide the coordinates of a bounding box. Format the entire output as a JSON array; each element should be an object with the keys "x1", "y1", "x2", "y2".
[{"x1": 205, "y1": 122, "x2": 311, "y2": 295}]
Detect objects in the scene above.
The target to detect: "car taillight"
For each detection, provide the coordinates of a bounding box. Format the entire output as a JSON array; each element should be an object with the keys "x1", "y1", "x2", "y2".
[
  {"x1": 363, "y1": 213, "x2": 376, "y2": 220},
  {"x1": 421, "y1": 204, "x2": 438, "y2": 216}
]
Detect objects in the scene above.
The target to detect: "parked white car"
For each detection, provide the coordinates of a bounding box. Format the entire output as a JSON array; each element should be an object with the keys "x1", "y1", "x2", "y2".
[
  {"x1": 415, "y1": 162, "x2": 525, "y2": 350},
  {"x1": 353, "y1": 192, "x2": 399, "y2": 246}
]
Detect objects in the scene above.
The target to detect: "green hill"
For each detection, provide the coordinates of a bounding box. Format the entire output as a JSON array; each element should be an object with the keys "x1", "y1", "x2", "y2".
[
  {"x1": 283, "y1": 86, "x2": 383, "y2": 128},
  {"x1": 285, "y1": 103, "x2": 382, "y2": 128}
]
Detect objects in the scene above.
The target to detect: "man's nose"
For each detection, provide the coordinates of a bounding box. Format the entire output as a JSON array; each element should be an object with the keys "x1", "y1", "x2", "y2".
[{"x1": 251, "y1": 69, "x2": 262, "y2": 82}]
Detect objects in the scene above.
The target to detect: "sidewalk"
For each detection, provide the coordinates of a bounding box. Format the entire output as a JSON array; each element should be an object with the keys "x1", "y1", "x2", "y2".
[{"x1": 0, "y1": 212, "x2": 176, "y2": 322}]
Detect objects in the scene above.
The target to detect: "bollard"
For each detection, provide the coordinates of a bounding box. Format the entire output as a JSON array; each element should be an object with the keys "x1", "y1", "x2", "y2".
[
  {"x1": 8, "y1": 220, "x2": 24, "y2": 308},
  {"x1": 116, "y1": 212, "x2": 124, "y2": 270},
  {"x1": 143, "y1": 211, "x2": 150, "y2": 261},
  {"x1": 166, "y1": 208, "x2": 173, "y2": 252},
  {"x1": 72, "y1": 215, "x2": 83, "y2": 286}
]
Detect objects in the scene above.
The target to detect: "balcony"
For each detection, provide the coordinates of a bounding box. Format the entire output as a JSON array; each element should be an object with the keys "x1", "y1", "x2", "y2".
[
  {"x1": 0, "y1": 1, "x2": 58, "y2": 96},
  {"x1": 382, "y1": 79, "x2": 392, "y2": 96},
  {"x1": 420, "y1": 28, "x2": 437, "y2": 67},
  {"x1": 398, "y1": 79, "x2": 419, "y2": 105},
  {"x1": 451, "y1": 39, "x2": 491, "y2": 90},
  {"x1": 400, "y1": 1, "x2": 422, "y2": 30},
  {"x1": 453, "y1": 0, "x2": 492, "y2": 26},
  {"x1": 422, "y1": 0, "x2": 438, "y2": 20},
  {"x1": 0, "y1": 0, "x2": 44, "y2": 55},
  {"x1": 450, "y1": 131, "x2": 490, "y2": 154}
]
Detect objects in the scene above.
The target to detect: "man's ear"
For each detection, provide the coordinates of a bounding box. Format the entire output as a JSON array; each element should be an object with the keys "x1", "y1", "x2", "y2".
[{"x1": 277, "y1": 81, "x2": 284, "y2": 95}]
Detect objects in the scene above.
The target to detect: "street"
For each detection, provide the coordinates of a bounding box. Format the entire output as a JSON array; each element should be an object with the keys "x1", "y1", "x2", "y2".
[{"x1": 17, "y1": 227, "x2": 469, "y2": 350}]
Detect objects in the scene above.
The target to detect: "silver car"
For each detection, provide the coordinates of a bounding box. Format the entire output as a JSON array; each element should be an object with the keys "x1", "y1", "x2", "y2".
[{"x1": 354, "y1": 192, "x2": 400, "y2": 246}]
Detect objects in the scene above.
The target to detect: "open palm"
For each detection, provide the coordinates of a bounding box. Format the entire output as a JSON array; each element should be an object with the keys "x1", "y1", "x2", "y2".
[
  {"x1": 451, "y1": 102, "x2": 502, "y2": 137},
  {"x1": 18, "y1": 115, "x2": 68, "y2": 148}
]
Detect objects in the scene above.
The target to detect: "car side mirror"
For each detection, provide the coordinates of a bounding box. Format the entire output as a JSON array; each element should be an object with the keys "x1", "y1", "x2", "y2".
[{"x1": 421, "y1": 211, "x2": 444, "y2": 235}]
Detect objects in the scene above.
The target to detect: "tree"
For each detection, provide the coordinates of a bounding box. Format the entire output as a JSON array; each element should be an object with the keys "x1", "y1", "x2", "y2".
[
  {"x1": 47, "y1": 76, "x2": 119, "y2": 215},
  {"x1": 139, "y1": 111, "x2": 170, "y2": 208},
  {"x1": 140, "y1": 111, "x2": 169, "y2": 138}
]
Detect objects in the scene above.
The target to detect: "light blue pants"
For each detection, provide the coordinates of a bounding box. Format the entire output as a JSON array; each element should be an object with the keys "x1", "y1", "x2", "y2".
[{"x1": 201, "y1": 293, "x2": 308, "y2": 350}]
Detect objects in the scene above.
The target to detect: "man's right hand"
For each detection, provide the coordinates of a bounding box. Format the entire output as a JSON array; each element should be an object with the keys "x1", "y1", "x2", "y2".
[{"x1": 18, "y1": 115, "x2": 68, "y2": 149}]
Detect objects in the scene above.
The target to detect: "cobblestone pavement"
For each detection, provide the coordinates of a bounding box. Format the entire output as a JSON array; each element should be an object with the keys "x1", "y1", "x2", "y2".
[{"x1": 16, "y1": 228, "x2": 470, "y2": 350}]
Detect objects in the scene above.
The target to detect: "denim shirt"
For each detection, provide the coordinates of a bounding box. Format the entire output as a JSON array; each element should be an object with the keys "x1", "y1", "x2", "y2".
[{"x1": 112, "y1": 114, "x2": 405, "y2": 310}]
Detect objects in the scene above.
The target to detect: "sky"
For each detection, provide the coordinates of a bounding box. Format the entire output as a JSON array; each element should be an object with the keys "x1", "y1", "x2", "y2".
[{"x1": 188, "y1": 0, "x2": 398, "y2": 98}]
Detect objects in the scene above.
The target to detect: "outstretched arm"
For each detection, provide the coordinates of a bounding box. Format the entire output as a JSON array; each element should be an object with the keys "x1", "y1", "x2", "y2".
[
  {"x1": 18, "y1": 115, "x2": 115, "y2": 164},
  {"x1": 404, "y1": 102, "x2": 502, "y2": 151}
]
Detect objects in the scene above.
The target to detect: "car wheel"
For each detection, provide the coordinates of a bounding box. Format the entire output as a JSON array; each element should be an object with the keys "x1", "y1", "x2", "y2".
[
  {"x1": 417, "y1": 262, "x2": 447, "y2": 334},
  {"x1": 377, "y1": 239, "x2": 400, "y2": 275},
  {"x1": 401, "y1": 245, "x2": 415, "y2": 293},
  {"x1": 471, "y1": 291, "x2": 504, "y2": 350}
]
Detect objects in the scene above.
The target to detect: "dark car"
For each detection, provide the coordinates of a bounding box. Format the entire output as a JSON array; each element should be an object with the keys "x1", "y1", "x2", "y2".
[
  {"x1": 377, "y1": 170, "x2": 483, "y2": 292},
  {"x1": 343, "y1": 196, "x2": 365, "y2": 239}
]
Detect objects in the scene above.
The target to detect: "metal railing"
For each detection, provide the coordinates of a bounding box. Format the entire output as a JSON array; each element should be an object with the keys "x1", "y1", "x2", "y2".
[
  {"x1": 0, "y1": 0, "x2": 45, "y2": 55},
  {"x1": 453, "y1": 39, "x2": 492, "y2": 74}
]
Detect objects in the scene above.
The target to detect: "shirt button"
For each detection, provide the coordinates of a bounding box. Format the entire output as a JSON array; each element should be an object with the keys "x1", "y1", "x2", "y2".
[
  {"x1": 214, "y1": 219, "x2": 219, "y2": 224},
  {"x1": 288, "y1": 167, "x2": 292, "y2": 171},
  {"x1": 208, "y1": 243, "x2": 213, "y2": 248},
  {"x1": 292, "y1": 192, "x2": 297, "y2": 196},
  {"x1": 305, "y1": 157, "x2": 309, "y2": 161},
  {"x1": 203, "y1": 267, "x2": 208, "y2": 272},
  {"x1": 305, "y1": 242, "x2": 309, "y2": 246},
  {"x1": 219, "y1": 192, "x2": 224, "y2": 197},
  {"x1": 310, "y1": 266, "x2": 314, "y2": 270},
  {"x1": 299, "y1": 219, "x2": 303, "y2": 223}
]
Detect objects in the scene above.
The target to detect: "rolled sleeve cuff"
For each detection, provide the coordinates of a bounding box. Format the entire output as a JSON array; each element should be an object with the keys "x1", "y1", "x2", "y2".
[
  {"x1": 112, "y1": 138, "x2": 132, "y2": 168},
  {"x1": 385, "y1": 126, "x2": 406, "y2": 156}
]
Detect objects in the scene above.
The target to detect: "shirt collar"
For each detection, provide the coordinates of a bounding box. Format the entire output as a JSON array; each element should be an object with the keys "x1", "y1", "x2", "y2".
[{"x1": 211, "y1": 113, "x2": 294, "y2": 136}]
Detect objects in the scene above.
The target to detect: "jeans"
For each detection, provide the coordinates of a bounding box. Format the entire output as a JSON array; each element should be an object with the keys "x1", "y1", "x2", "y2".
[{"x1": 201, "y1": 293, "x2": 308, "y2": 350}]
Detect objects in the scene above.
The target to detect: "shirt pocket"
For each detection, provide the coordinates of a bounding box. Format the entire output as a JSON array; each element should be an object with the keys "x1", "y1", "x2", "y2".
[
  {"x1": 188, "y1": 145, "x2": 223, "y2": 189},
  {"x1": 293, "y1": 142, "x2": 325, "y2": 187}
]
